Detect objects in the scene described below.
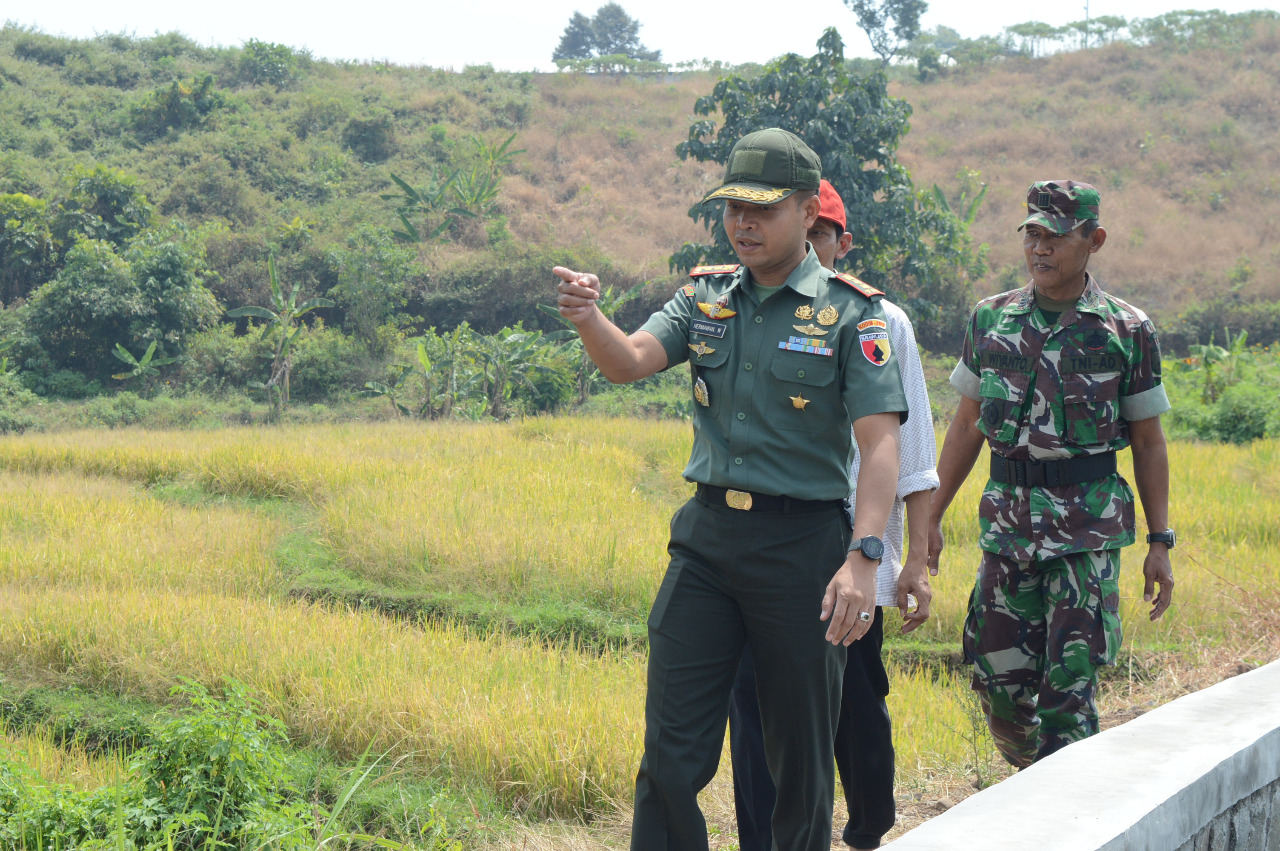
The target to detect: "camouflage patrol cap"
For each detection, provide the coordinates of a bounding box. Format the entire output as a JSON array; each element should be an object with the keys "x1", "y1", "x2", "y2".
[
  {"x1": 702, "y1": 128, "x2": 822, "y2": 206},
  {"x1": 1017, "y1": 180, "x2": 1101, "y2": 234}
]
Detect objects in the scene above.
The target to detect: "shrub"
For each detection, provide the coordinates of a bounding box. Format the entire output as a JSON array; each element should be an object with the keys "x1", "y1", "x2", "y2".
[{"x1": 1211, "y1": 383, "x2": 1279, "y2": 443}]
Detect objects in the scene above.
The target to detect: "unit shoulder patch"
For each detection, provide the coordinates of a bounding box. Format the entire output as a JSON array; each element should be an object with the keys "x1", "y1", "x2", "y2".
[
  {"x1": 678, "y1": 283, "x2": 696, "y2": 297},
  {"x1": 690, "y1": 264, "x2": 741, "y2": 277},
  {"x1": 835, "y1": 272, "x2": 884, "y2": 299}
]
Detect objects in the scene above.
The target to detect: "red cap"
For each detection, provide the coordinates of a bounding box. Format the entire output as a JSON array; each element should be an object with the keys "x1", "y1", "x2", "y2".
[{"x1": 817, "y1": 179, "x2": 847, "y2": 233}]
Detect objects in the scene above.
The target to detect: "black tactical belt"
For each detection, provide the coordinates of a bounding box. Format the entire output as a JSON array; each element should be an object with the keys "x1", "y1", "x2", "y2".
[
  {"x1": 696, "y1": 484, "x2": 843, "y2": 513},
  {"x1": 989, "y1": 451, "x2": 1117, "y2": 488}
]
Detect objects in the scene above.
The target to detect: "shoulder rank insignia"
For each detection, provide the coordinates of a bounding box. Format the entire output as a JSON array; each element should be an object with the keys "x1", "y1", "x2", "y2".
[
  {"x1": 679, "y1": 284, "x2": 696, "y2": 297},
  {"x1": 690, "y1": 264, "x2": 741, "y2": 277},
  {"x1": 836, "y1": 272, "x2": 885, "y2": 298}
]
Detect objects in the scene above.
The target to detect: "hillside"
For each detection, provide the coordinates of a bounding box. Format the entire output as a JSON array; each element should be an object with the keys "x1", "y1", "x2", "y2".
[{"x1": 1, "y1": 19, "x2": 1278, "y2": 359}]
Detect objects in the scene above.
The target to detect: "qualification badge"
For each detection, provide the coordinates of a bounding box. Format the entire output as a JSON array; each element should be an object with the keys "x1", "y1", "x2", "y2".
[
  {"x1": 816, "y1": 305, "x2": 839, "y2": 326},
  {"x1": 795, "y1": 304, "x2": 815, "y2": 321},
  {"x1": 693, "y1": 377, "x2": 710, "y2": 406},
  {"x1": 792, "y1": 323, "x2": 827, "y2": 336},
  {"x1": 698, "y1": 299, "x2": 738, "y2": 320},
  {"x1": 688, "y1": 341, "x2": 716, "y2": 360}
]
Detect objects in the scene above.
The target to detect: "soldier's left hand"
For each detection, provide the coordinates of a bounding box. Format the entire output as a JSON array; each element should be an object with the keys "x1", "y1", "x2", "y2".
[
  {"x1": 1142, "y1": 545, "x2": 1174, "y2": 621},
  {"x1": 896, "y1": 557, "x2": 932, "y2": 635},
  {"x1": 821, "y1": 555, "x2": 877, "y2": 645}
]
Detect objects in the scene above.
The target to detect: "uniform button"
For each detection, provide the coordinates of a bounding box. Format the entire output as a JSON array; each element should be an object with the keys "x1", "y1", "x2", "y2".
[
  {"x1": 797, "y1": 369, "x2": 806, "y2": 379},
  {"x1": 736, "y1": 412, "x2": 746, "y2": 421},
  {"x1": 754, "y1": 315, "x2": 763, "y2": 324},
  {"x1": 734, "y1": 457, "x2": 743, "y2": 466},
  {"x1": 744, "y1": 363, "x2": 753, "y2": 371}
]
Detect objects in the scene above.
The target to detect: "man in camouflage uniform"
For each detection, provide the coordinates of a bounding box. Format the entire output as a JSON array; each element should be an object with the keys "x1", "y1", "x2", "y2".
[{"x1": 928, "y1": 180, "x2": 1175, "y2": 767}]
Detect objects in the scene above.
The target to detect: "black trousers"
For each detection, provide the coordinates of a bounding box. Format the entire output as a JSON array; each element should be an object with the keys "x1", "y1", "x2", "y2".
[
  {"x1": 729, "y1": 606, "x2": 895, "y2": 850},
  {"x1": 631, "y1": 495, "x2": 850, "y2": 851}
]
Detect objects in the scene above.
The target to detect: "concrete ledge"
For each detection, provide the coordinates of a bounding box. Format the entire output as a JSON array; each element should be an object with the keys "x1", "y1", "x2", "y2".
[{"x1": 885, "y1": 660, "x2": 1280, "y2": 850}]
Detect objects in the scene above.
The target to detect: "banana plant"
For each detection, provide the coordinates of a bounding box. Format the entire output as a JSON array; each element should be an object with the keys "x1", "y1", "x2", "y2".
[
  {"x1": 225, "y1": 255, "x2": 333, "y2": 409},
  {"x1": 111, "y1": 340, "x2": 178, "y2": 384},
  {"x1": 381, "y1": 170, "x2": 474, "y2": 243},
  {"x1": 471, "y1": 329, "x2": 558, "y2": 420},
  {"x1": 360, "y1": 365, "x2": 416, "y2": 418},
  {"x1": 0, "y1": 340, "x2": 13, "y2": 375}
]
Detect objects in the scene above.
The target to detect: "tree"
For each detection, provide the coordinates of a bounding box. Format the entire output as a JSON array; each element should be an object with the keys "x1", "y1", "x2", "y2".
[
  {"x1": 26, "y1": 239, "x2": 142, "y2": 375},
  {"x1": 673, "y1": 29, "x2": 986, "y2": 350},
  {"x1": 1004, "y1": 21, "x2": 1063, "y2": 57},
  {"x1": 553, "y1": 12, "x2": 596, "y2": 61},
  {"x1": 326, "y1": 225, "x2": 414, "y2": 355},
  {"x1": 52, "y1": 164, "x2": 154, "y2": 252},
  {"x1": 845, "y1": 0, "x2": 928, "y2": 64},
  {"x1": 551, "y1": 4, "x2": 661, "y2": 65},
  {"x1": 0, "y1": 193, "x2": 55, "y2": 305}
]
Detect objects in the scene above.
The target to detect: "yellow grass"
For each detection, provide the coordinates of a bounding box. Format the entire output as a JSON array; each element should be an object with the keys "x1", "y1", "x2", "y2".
[
  {"x1": 0, "y1": 726, "x2": 128, "y2": 794},
  {"x1": 0, "y1": 420, "x2": 1275, "y2": 827}
]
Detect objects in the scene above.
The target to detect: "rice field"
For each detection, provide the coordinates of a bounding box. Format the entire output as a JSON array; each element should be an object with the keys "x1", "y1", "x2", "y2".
[{"x1": 0, "y1": 419, "x2": 1275, "y2": 843}]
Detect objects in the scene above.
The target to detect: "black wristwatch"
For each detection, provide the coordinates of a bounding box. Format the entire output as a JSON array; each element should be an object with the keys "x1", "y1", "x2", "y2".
[
  {"x1": 849, "y1": 536, "x2": 885, "y2": 562},
  {"x1": 1146, "y1": 529, "x2": 1176, "y2": 549}
]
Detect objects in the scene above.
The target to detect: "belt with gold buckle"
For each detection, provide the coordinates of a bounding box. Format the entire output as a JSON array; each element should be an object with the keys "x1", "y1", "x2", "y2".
[{"x1": 696, "y1": 484, "x2": 841, "y2": 514}]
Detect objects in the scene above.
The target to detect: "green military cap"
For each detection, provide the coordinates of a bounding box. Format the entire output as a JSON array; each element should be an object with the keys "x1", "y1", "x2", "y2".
[
  {"x1": 701, "y1": 128, "x2": 822, "y2": 206},
  {"x1": 1018, "y1": 179, "x2": 1101, "y2": 234}
]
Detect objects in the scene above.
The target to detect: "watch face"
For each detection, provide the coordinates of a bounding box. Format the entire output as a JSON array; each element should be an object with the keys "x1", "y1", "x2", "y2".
[{"x1": 860, "y1": 537, "x2": 884, "y2": 561}]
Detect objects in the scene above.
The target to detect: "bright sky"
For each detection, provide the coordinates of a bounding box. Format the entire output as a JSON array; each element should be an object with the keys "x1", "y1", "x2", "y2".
[{"x1": 7, "y1": 0, "x2": 1279, "y2": 70}]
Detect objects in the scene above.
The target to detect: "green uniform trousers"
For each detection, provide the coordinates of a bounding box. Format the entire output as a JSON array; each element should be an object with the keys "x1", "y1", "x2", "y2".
[
  {"x1": 963, "y1": 548, "x2": 1123, "y2": 767},
  {"x1": 631, "y1": 493, "x2": 850, "y2": 851}
]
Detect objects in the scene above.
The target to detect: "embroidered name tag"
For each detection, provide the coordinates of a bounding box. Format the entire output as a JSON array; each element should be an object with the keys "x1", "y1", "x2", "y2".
[
  {"x1": 691, "y1": 319, "x2": 727, "y2": 338},
  {"x1": 1060, "y1": 354, "x2": 1122, "y2": 373},
  {"x1": 778, "y1": 336, "x2": 834, "y2": 356},
  {"x1": 979, "y1": 350, "x2": 1032, "y2": 372}
]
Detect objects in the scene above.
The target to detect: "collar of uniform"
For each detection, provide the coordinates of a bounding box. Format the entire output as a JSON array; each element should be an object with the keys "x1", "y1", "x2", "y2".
[
  {"x1": 783, "y1": 246, "x2": 825, "y2": 298},
  {"x1": 1074, "y1": 273, "x2": 1108, "y2": 316},
  {"x1": 730, "y1": 245, "x2": 823, "y2": 298},
  {"x1": 1008, "y1": 283, "x2": 1037, "y2": 315}
]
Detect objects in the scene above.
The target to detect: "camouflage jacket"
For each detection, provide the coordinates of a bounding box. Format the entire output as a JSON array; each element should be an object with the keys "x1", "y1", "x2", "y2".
[{"x1": 950, "y1": 275, "x2": 1170, "y2": 560}]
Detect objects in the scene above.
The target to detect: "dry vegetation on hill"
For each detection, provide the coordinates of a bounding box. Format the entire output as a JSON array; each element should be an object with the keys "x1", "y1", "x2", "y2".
[
  {"x1": 509, "y1": 24, "x2": 1280, "y2": 324},
  {"x1": 892, "y1": 27, "x2": 1280, "y2": 314}
]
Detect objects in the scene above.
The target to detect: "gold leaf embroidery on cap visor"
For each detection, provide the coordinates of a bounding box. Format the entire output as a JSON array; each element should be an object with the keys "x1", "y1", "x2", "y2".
[{"x1": 704, "y1": 185, "x2": 791, "y2": 204}]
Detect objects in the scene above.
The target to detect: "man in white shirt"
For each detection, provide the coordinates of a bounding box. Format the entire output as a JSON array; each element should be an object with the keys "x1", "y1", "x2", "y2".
[{"x1": 727, "y1": 179, "x2": 939, "y2": 850}]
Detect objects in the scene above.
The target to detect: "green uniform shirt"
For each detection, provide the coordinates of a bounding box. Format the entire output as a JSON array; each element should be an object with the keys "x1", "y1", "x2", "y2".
[
  {"x1": 640, "y1": 249, "x2": 909, "y2": 501},
  {"x1": 949, "y1": 274, "x2": 1170, "y2": 560}
]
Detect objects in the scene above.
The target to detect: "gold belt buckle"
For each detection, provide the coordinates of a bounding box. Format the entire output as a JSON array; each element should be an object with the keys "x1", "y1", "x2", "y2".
[{"x1": 725, "y1": 489, "x2": 753, "y2": 511}]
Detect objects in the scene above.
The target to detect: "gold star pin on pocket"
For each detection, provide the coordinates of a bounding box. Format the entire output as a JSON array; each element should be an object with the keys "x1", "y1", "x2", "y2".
[{"x1": 790, "y1": 394, "x2": 810, "y2": 410}]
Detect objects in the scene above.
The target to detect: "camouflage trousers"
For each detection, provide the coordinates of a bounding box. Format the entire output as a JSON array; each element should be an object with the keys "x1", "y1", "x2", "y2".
[{"x1": 963, "y1": 548, "x2": 1123, "y2": 768}]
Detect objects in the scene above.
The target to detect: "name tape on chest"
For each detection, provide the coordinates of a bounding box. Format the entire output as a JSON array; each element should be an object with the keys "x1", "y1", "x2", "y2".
[
  {"x1": 979, "y1": 350, "x2": 1033, "y2": 373},
  {"x1": 691, "y1": 319, "x2": 727, "y2": 339},
  {"x1": 778, "y1": 336, "x2": 834, "y2": 356}
]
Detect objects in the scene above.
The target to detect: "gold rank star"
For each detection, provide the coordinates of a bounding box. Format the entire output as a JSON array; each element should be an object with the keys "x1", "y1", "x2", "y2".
[{"x1": 790, "y1": 394, "x2": 810, "y2": 410}]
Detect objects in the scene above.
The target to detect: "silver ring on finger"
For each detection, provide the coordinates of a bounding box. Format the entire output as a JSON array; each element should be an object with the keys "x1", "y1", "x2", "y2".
[{"x1": 857, "y1": 611, "x2": 872, "y2": 623}]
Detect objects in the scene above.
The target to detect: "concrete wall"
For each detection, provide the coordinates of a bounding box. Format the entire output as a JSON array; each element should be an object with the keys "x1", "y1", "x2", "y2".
[{"x1": 884, "y1": 660, "x2": 1280, "y2": 850}]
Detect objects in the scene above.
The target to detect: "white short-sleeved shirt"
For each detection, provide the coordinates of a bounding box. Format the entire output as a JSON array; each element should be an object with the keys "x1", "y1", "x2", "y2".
[{"x1": 847, "y1": 300, "x2": 940, "y2": 606}]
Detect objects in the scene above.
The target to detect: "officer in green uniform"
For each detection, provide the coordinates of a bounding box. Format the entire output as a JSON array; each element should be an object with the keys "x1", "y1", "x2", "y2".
[
  {"x1": 553, "y1": 128, "x2": 908, "y2": 851},
  {"x1": 929, "y1": 180, "x2": 1175, "y2": 767}
]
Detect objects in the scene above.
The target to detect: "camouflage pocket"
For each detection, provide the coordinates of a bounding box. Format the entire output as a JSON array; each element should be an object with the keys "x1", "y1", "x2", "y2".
[
  {"x1": 1091, "y1": 576, "x2": 1123, "y2": 668},
  {"x1": 1062, "y1": 372, "x2": 1122, "y2": 445},
  {"x1": 977, "y1": 368, "x2": 1031, "y2": 444}
]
